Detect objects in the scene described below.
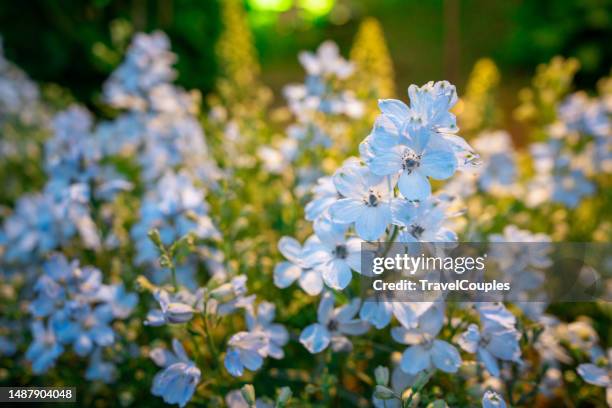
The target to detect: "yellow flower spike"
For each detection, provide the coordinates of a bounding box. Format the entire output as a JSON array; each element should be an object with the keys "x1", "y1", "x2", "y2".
[
  {"x1": 459, "y1": 58, "x2": 501, "y2": 134},
  {"x1": 514, "y1": 56, "x2": 580, "y2": 128},
  {"x1": 216, "y1": 0, "x2": 261, "y2": 97},
  {"x1": 350, "y1": 17, "x2": 396, "y2": 115}
]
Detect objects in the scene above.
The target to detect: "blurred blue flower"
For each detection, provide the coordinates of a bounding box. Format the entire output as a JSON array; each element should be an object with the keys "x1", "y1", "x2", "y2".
[
  {"x1": 551, "y1": 169, "x2": 595, "y2": 208},
  {"x1": 224, "y1": 331, "x2": 268, "y2": 377},
  {"x1": 392, "y1": 306, "x2": 461, "y2": 375},
  {"x1": 103, "y1": 31, "x2": 176, "y2": 111},
  {"x1": 207, "y1": 275, "x2": 255, "y2": 316},
  {"x1": 302, "y1": 216, "x2": 362, "y2": 290},
  {"x1": 245, "y1": 302, "x2": 289, "y2": 359},
  {"x1": 53, "y1": 303, "x2": 115, "y2": 357},
  {"x1": 85, "y1": 347, "x2": 117, "y2": 383},
  {"x1": 393, "y1": 198, "x2": 457, "y2": 244},
  {"x1": 472, "y1": 131, "x2": 517, "y2": 194},
  {"x1": 150, "y1": 339, "x2": 201, "y2": 407},
  {"x1": 305, "y1": 176, "x2": 339, "y2": 221},
  {"x1": 458, "y1": 323, "x2": 521, "y2": 377},
  {"x1": 360, "y1": 300, "x2": 433, "y2": 330},
  {"x1": 299, "y1": 292, "x2": 369, "y2": 353},
  {"x1": 25, "y1": 321, "x2": 64, "y2": 374},
  {"x1": 274, "y1": 236, "x2": 324, "y2": 296}
]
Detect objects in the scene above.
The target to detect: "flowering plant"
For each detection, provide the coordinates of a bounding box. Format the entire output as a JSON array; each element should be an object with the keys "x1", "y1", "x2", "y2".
[{"x1": 0, "y1": 7, "x2": 610, "y2": 407}]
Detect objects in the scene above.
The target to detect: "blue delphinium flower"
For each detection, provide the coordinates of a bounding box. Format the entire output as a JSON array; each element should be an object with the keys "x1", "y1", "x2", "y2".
[
  {"x1": 302, "y1": 216, "x2": 362, "y2": 290},
  {"x1": 393, "y1": 197, "x2": 457, "y2": 244},
  {"x1": 329, "y1": 163, "x2": 394, "y2": 241},
  {"x1": 391, "y1": 306, "x2": 461, "y2": 375},
  {"x1": 299, "y1": 292, "x2": 369, "y2": 354},
  {"x1": 458, "y1": 322, "x2": 521, "y2": 377},
  {"x1": 101, "y1": 31, "x2": 220, "y2": 185},
  {"x1": 368, "y1": 124, "x2": 457, "y2": 200},
  {"x1": 304, "y1": 176, "x2": 339, "y2": 221},
  {"x1": 0, "y1": 37, "x2": 49, "y2": 130},
  {"x1": 224, "y1": 331, "x2": 268, "y2": 377},
  {"x1": 245, "y1": 302, "x2": 289, "y2": 359},
  {"x1": 150, "y1": 339, "x2": 201, "y2": 407},
  {"x1": 96, "y1": 283, "x2": 138, "y2": 319},
  {"x1": 274, "y1": 236, "x2": 324, "y2": 296},
  {"x1": 29, "y1": 254, "x2": 75, "y2": 317},
  {"x1": 54, "y1": 303, "x2": 116, "y2": 357},
  {"x1": 558, "y1": 91, "x2": 610, "y2": 139},
  {"x1": 25, "y1": 321, "x2": 64, "y2": 374}
]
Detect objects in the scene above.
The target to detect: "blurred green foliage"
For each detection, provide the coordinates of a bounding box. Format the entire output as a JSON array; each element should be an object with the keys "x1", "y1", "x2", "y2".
[
  {"x1": 1, "y1": 0, "x2": 610, "y2": 111},
  {"x1": 0, "y1": 0, "x2": 221, "y2": 106}
]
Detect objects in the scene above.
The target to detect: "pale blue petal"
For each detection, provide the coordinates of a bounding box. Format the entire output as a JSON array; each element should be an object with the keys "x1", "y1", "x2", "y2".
[
  {"x1": 400, "y1": 345, "x2": 431, "y2": 374},
  {"x1": 321, "y1": 259, "x2": 352, "y2": 290},
  {"x1": 330, "y1": 199, "x2": 365, "y2": 224},
  {"x1": 478, "y1": 347, "x2": 500, "y2": 377},
  {"x1": 360, "y1": 301, "x2": 392, "y2": 329},
  {"x1": 577, "y1": 363, "x2": 610, "y2": 387},
  {"x1": 369, "y1": 151, "x2": 403, "y2": 176},
  {"x1": 298, "y1": 269, "x2": 324, "y2": 296},
  {"x1": 431, "y1": 340, "x2": 461, "y2": 373},
  {"x1": 354, "y1": 205, "x2": 391, "y2": 241},
  {"x1": 299, "y1": 323, "x2": 331, "y2": 353},
  {"x1": 398, "y1": 171, "x2": 431, "y2": 200},
  {"x1": 273, "y1": 262, "x2": 301, "y2": 288},
  {"x1": 420, "y1": 149, "x2": 457, "y2": 179}
]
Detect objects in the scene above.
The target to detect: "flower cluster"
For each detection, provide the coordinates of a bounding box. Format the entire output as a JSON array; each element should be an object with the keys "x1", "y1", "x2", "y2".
[
  {"x1": 26, "y1": 254, "x2": 136, "y2": 381},
  {"x1": 525, "y1": 87, "x2": 611, "y2": 208},
  {"x1": 2, "y1": 106, "x2": 130, "y2": 263},
  {"x1": 258, "y1": 41, "x2": 364, "y2": 187}
]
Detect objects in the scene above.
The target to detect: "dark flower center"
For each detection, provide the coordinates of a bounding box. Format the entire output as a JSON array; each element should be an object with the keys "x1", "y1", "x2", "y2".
[
  {"x1": 327, "y1": 319, "x2": 339, "y2": 331},
  {"x1": 410, "y1": 224, "x2": 425, "y2": 238},
  {"x1": 480, "y1": 333, "x2": 491, "y2": 347},
  {"x1": 402, "y1": 151, "x2": 421, "y2": 174},
  {"x1": 365, "y1": 190, "x2": 380, "y2": 207},
  {"x1": 333, "y1": 245, "x2": 348, "y2": 259}
]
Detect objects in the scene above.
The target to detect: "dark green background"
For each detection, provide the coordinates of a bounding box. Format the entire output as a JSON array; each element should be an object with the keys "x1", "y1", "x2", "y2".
[{"x1": 0, "y1": 0, "x2": 610, "y2": 107}]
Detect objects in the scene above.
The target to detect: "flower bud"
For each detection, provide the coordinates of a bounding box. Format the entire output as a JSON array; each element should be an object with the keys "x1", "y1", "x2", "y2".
[
  {"x1": 374, "y1": 385, "x2": 396, "y2": 400},
  {"x1": 241, "y1": 384, "x2": 256, "y2": 407},
  {"x1": 147, "y1": 229, "x2": 163, "y2": 248},
  {"x1": 276, "y1": 387, "x2": 292, "y2": 406},
  {"x1": 374, "y1": 365, "x2": 390, "y2": 385},
  {"x1": 166, "y1": 303, "x2": 195, "y2": 323}
]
